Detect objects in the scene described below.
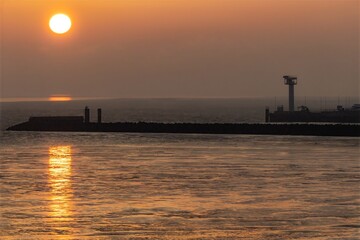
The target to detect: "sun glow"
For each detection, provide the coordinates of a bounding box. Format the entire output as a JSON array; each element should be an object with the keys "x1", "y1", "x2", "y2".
[
  {"x1": 49, "y1": 96, "x2": 72, "y2": 102},
  {"x1": 49, "y1": 14, "x2": 72, "y2": 34}
]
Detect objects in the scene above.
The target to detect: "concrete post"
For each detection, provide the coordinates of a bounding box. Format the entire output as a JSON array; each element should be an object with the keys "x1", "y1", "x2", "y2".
[
  {"x1": 85, "y1": 107, "x2": 90, "y2": 123},
  {"x1": 97, "y1": 108, "x2": 102, "y2": 124}
]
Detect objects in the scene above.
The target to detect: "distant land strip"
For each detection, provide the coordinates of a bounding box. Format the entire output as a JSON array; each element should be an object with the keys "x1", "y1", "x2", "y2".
[{"x1": 7, "y1": 120, "x2": 360, "y2": 137}]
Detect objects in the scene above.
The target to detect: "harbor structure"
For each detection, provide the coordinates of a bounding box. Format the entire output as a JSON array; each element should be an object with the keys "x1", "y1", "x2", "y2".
[
  {"x1": 85, "y1": 106, "x2": 90, "y2": 123},
  {"x1": 283, "y1": 75, "x2": 297, "y2": 112},
  {"x1": 266, "y1": 76, "x2": 360, "y2": 123},
  {"x1": 6, "y1": 106, "x2": 360, "y2": 136},
  {"x1": 97, "y1": 108, "x2": 102, "y2": 123}
]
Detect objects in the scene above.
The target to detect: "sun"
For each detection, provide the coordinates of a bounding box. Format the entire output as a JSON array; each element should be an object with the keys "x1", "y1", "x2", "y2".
[{"x1": 49, "y1": 14, "x2": 72, "y2": 34}]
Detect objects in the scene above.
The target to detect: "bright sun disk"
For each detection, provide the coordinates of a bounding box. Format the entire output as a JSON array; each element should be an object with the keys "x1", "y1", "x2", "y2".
[{"x1": 49, "y1": 14, "x2": 72, "y2": 34}]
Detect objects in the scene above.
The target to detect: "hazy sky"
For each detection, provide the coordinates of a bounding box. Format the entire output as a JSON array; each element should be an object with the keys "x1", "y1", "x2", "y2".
[{"x1": 1, "y1": 0, "x2": 359, "y2": 99}]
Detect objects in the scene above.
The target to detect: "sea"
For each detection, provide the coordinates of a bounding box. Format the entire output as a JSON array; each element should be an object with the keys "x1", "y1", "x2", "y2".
[{"x1": 0, "y1": 98, "x2": 359, "y2": 239}]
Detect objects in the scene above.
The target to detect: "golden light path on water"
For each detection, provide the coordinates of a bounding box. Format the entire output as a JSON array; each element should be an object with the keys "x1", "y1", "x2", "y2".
[
  {"x1": 48, "y1": 146, "x2": 73, "y2": 226},
  {"x1": 0, "y1": 134, "x2": 359, "y2": 238}
]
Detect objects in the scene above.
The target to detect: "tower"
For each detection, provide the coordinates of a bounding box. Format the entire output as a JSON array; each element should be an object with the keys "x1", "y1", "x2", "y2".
[
  {"x1": 265, "y1": 107, "x2": 270, "y2": 122},
  {"x1": 283, "y1": 75, "x2": 298, "y2": 112},
  {"x1": 97, "y1": 108, "x2": 102, "y2": 124},
  {"x1": 84, "y1": 106, "x2": 90, "y2": 123}
]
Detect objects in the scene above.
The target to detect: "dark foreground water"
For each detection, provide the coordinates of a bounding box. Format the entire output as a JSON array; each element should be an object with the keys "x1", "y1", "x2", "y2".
[{"x1": 1, "y1": 131, "x2": 359, "y2": 239}]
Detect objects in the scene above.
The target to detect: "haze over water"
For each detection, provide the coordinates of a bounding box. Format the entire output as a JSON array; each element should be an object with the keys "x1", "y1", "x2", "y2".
[
  {"x1": 1, "y1": 100, "x2": 359, "y2": 239},
  {"x1": 1, "y1": 0, "x2": 359, "y2": 238},
  {"x1": 2, "y1": 0, "x2": 358, "y2": 99}
]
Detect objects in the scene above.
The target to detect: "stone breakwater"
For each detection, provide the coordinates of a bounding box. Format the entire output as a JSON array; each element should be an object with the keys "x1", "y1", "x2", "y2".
[{"x1": 7, "y1": 118, "x2": 360, "y2": 137}]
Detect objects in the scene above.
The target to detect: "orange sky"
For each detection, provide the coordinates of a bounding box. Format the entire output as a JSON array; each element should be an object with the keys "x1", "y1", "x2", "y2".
[{"x1": 1, "y1": 0, "x2": 359, "y2": 98}]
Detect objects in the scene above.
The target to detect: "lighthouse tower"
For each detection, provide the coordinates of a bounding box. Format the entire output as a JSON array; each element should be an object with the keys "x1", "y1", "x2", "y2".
[{"x1": 283, "y1": 75, "x2": 298, "y2": 112}]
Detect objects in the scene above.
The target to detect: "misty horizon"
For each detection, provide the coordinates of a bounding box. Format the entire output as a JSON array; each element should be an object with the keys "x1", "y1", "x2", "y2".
[
  {"x1": 1, "y1": 0, "x2": 359, "y2": 99},
  {"x1": 1, "y1": 1, "x2": 360, "y2": 238}
]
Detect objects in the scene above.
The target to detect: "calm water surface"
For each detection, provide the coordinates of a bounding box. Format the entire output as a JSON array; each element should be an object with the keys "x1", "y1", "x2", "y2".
[{"x1": 0, "y1": 131, "x2": 359, "y2": 239}]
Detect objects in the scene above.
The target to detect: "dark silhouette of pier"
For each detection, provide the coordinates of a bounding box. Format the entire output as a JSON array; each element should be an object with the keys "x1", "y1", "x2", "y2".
[{"x1": 6, "y1": 107, "x2": 360, "y2": 137}]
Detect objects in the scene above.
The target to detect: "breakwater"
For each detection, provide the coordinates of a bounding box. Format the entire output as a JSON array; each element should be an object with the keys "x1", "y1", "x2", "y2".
[{"x1": 7, "y1": 118, "x2": 360, "y2": 137}]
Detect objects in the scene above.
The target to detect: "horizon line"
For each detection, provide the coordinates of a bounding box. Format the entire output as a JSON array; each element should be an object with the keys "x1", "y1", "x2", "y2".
[{"x1": 1, "y1": 96, "x2": 359, "y2": 103}]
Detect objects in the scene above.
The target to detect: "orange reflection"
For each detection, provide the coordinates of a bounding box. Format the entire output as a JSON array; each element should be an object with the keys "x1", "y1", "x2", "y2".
[
  {"x1": 49, "y1": 96, "x2": 72, "y2": 102},
  {"x1": 48, "y1": 146, "x2": 73, "y2": 221}
]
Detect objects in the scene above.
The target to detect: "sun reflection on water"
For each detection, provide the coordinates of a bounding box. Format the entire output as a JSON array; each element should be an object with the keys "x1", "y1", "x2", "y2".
[{"x1": 48, "y1": 146, "x2": 73, "y2": 221}]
